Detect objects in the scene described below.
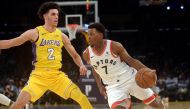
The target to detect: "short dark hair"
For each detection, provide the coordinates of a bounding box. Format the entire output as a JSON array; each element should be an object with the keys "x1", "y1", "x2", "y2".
[
  {"x1": 37, "y1": 2, "x2": 61, "y2": 20},
  {"x1": 88, "y1": 22, "x2": 106, "y2": 37}
]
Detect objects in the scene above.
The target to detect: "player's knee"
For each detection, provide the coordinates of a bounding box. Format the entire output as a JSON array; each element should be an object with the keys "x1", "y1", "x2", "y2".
[
  {"x1": 79, "y1": 93, "x2": 89, "y2": 103},
  {"x1": 112, "y1": 99, "x2": 132, "y2": 109},
  {"x1": 149, "y1": 100, "x2": 165, "y2": 109},
  {"x1": 70, "y1": 88, "x2": 86, "y2": 102},
  {"x1": 113, "y1": 105, "x2": 127, "y2": 109},
  {"x1": 10, "y1": 101, "x2": 25, "y2": 109},
  {"x1": 70, "y1": 88, "x2": 93, "y2": 109}
]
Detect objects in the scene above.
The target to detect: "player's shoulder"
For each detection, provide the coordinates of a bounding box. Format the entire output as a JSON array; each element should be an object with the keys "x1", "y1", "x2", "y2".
[
  {"x1": 83, "y1": 47, "x2": 89, "y2": 55},
  {"x1": 24, "y1": 28, "x2": 39, "y2": 42},
  {"x1": 25, "y1": 28, "x2": 37, "y2": 34},
  {"x1": 83, "y1": 47, "x2": 90, "y2": 61},
  {"x1": 110, "y1": 40, "x2": 123, "y2": 49},
  {"x1": 22, "y1": 29, "x2": 38, "y2": 38},
  {"x1": 61, "y1": 32, "x2": 69, "y2": 41},
  {"x1": 56, "y1": 28, "x2": 63, "y2": 34}
]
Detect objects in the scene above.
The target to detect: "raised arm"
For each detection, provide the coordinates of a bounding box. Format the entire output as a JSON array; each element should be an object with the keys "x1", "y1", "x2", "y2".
[
  {"x1": 0, "y1": 29, "x2": 38, "y2": 49},
  {"x1": 111, "y1": 41, "x2": 148, "y2": 71},
  {"x1": 62, "y1": 33, "x2": 87, "y2": 75}
]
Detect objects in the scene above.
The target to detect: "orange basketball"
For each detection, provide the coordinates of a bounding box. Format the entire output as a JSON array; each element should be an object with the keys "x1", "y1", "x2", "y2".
[{"x1": 135, "y1": 68, "x2": 157, "y2": 88}]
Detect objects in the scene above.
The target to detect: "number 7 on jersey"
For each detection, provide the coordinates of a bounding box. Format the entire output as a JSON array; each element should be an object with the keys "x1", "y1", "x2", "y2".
[{"x1": 101, "y1": 66, "x2": 108, "y2": 74}]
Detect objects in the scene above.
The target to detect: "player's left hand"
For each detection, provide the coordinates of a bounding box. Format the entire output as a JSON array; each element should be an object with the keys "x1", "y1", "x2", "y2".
[{"x1": 79, "y1": 65, "x2": 88, "y2": 75}]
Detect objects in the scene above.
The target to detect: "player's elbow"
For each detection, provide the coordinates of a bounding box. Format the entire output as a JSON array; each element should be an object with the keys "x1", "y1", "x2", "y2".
[
  {"x1": 125, "y1": 57, "x2": 136, "y2": 65},
  {"x1": 72, "y1": 53, "x2": 80, "y2": 61}
]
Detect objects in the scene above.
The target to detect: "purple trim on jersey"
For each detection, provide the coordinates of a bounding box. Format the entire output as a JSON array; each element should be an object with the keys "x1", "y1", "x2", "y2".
[
  {"x1": 32, "y1": 43, "x2": 37, "y2": 70},
  {"x1": 24, "y1": 80, "x2": 28, "y2": 86}
]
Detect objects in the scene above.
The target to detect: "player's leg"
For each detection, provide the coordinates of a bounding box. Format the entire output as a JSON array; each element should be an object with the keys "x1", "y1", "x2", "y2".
[
  {"x1": 50, "y1": 73, "x2": 93, "y2": 109},
  {"x1": 10, "y1": 73, "x2": 48, "y2": 109},
  {"x1": 127, "y1": 73, "x2": 166, "y2": 109},
  {"x1": 138, "y1": 89, "x2": 165, "y2": 109},
  {"x1": 106, "y1": 86, "x2": 132, "y2": 109},
  {"x1": 0, "y1": 92, "x2": 31, "y2": 109},
  {"x1": 54, "y1": 82, "x2": 93, "y2": 109},
  {"x1": 111, "y1": 98, "x2": 132, "y2": 109},
  {"x1": 0, "y1": 93, "x2": 13, "y2": 106},
  {"x1": 147, "y1": 86, "x2": 165, "y2": 109},
  {"x1": 130, "y1": 81, "x2": 165, "y2": 109},
  {"x1": 69, "y1": 85, "x2": 93, "y2": 109},
  {"x1": 9, "y1": 91, "x2": 31, "y2": 109},
  {"x1": 148, "y1": 97, "x2": 165, "y2": 109},
  {"x1": 114, "y1": 106, "x2": 127, "y2": 109}
]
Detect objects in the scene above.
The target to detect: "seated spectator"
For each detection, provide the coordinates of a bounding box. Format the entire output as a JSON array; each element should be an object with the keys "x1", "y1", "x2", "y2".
[
  {"x1": 165, "y1": 75, "x2": 178, "y2": 101},
  {"x1": 177, "y1": 73, "x2": 189, "y2": 101},
  {"x1": 3, "y1": 85, "x2": 17, "y2": 101}
]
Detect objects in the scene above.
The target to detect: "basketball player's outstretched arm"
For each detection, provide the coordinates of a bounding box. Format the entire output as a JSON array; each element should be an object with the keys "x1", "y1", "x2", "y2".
[
  {"x1": 62, "y1": 33, "x2": 87, "y2": 75},
  {"x1": 0, "y1": 29, "x2": 38, "y2": 49},
  {"x1": 111, "y1": 41, "x2": 148, "y2": 71},
  {"x1": 83, "y1": 49, "x2": 107, "y2": 98}
]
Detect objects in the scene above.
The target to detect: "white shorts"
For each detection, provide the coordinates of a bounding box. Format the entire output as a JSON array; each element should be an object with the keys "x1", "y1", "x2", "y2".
[{"x1": 106, "y1": 73, "x2": 155, "y2": 108}]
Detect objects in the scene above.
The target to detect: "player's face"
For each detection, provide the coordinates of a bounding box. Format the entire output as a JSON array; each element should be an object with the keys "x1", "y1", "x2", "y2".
[
  {"x1": 88, "y1": 28, "x2": 102, "y2": 47},
  {"x1": 44, "y1": 9, "x2": 59, "y2": 27}
]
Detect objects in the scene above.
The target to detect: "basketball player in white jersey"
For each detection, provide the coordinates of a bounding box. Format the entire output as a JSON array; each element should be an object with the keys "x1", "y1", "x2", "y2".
[{"x1": 83, "y1": 23, "x2": 165, "y2": 109}]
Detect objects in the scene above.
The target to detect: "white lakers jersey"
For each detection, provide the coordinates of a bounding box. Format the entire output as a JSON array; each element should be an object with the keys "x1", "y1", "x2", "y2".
[{"x1": 88, "y1": 40, "x2": 137, "y2": 86}]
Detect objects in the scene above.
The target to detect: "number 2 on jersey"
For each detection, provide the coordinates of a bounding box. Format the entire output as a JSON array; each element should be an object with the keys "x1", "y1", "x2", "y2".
[
  {"x1": 48, "y1": 48, "x2": 55, "y2": 60},
  {"x1": 101, "y1": 66, "x2": 108, "y2": 74}
]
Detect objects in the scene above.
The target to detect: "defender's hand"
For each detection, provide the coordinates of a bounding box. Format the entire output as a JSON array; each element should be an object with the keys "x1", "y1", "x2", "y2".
[{"x1": 79, "y1": 65, "x2": 88, "y2": 75}]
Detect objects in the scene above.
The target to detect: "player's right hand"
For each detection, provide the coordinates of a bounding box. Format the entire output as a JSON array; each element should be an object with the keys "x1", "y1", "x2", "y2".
[{"x1": 99, "y1": 85, "x2": 107, "y2": 99}]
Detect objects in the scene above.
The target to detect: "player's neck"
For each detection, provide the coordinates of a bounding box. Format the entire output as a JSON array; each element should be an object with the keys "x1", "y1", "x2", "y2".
[
  {"x1": 43, "y1": 24, "x2": 56, "y2": 33},
  {"x1": 93, "y1": 40, "x2": 106, "y2": 53}
]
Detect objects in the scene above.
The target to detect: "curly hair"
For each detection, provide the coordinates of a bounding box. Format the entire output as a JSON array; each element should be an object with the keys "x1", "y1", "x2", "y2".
[{"x1": 37, "y1": 2, "x2": 61, "y2": 20}]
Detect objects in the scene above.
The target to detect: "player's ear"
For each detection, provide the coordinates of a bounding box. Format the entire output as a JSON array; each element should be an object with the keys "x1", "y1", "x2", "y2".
[
  {"x1": 100, "y1": 33, "x2": 104, "y2": 38},
  {"x1": 43, "y1": 14, "x2": 47, "y2": 20}
]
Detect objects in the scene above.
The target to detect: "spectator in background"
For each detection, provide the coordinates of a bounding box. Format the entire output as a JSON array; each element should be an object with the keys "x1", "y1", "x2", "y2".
[
  {"x1": 3, "y1": 85, "x2": 16, "y2": 101},
  {"x1": 165, "y1": 75, "x2": 178, "y2": 101},
  {"x1": 8, "y1": 79, "x2": 19, "y2": 100},
  {"x1": 177, "y1": 73, "x2": 189, "y2": 101},
  {"x1": 157, "y1": 76, "x2": 169, "y2": 108}
]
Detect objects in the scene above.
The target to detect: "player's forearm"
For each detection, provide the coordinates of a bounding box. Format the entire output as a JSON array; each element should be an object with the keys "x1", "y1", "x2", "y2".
[
  {"x1": 73, "y1": 54, "x2": 84, "y2": 67},
  {"x1": 92, "y1": 71, "x2": 103, "y2": 89},
  {"x1": 127, "y1": 58, "x2": 147, "y2": 71},
  {"x1": 0, "y1": 40, "x2": 13, "y2": 49},
  {"x1": 96, "y1": 80, "x2": 104, "y2": 90},
  {"x1": 0, "y1": 35, "x2": 28, "y2": 49}
]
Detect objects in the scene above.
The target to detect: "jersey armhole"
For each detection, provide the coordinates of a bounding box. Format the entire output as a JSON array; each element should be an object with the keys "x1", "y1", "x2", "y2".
[
  {"x1": 110, "y1": 41, "x2": 118, "y2": 58},
  {"x1": 31, "y1": 28, "x2": 39, "y2": 43}
]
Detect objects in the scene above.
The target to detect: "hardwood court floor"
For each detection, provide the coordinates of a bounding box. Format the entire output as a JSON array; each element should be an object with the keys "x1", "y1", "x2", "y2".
[
  {"x1": 133, "y1": 101, "x2": 190, "y2": 109},
  {"x1": 0, "y1": 101, "x2": 190, "y2": 109}
]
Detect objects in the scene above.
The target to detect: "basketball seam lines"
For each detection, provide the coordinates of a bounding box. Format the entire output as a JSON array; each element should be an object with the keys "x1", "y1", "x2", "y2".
[{"x1": 142, "y1": 71, "x2": 149, "y2": 88}]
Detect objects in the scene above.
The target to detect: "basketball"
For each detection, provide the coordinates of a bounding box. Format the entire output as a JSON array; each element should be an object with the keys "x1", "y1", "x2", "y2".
[{"x1": 135, "y1": 68, "x2": 157, "y2": 88}]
